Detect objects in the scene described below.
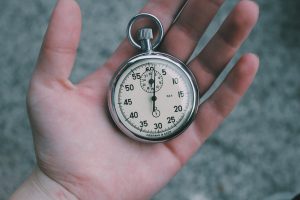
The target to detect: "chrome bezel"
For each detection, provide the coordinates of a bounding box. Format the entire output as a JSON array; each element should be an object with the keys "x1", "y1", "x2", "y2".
[{"x1": 108, "y1": 52, "x2": 199, "y2": 143}]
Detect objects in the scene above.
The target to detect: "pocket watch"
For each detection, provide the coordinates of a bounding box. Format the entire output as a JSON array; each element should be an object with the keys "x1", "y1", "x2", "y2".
[{"x1": 108, "y1": 13, "x2": 199, "y2": 143}]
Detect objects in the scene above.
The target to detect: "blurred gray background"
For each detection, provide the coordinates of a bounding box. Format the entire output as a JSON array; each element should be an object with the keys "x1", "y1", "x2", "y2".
[{"x1": 0, "y1": 0, "x2": 299, "y2": 199}]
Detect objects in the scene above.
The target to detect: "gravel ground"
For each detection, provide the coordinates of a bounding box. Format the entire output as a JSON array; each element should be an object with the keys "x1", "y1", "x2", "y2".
[{"x1": 0, "y1": 0, "x2": 299, "y2": 200}]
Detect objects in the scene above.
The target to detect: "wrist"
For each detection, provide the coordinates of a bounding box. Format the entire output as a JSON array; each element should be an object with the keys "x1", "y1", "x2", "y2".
[{"x1": 10, "y1": 166, "x2": 78, "y2": 200}]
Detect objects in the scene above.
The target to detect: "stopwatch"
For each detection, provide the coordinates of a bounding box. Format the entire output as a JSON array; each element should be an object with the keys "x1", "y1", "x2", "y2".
[{"x1": 108, "y1": 13, "x2": 199, "y2": 143}]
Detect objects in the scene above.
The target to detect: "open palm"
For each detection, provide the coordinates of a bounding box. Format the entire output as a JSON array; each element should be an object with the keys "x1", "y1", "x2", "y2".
[{"x1": 27, "y1": 0, "x2": 259, "y2": 199}]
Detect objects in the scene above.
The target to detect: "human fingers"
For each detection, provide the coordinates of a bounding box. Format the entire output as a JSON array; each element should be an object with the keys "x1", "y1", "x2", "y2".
[
  {"x1": 33, "y1": 0, "x2": 81, "y2": 82},
  {"x1": 164, "y1": 54, "x2": 259, "y2": 165},
  {"x1": 160, "y1": 0, "x2": 224, "y2": 62},
  {"x1": 189, "y1": 0, "x2": 259, "y2": 95}
]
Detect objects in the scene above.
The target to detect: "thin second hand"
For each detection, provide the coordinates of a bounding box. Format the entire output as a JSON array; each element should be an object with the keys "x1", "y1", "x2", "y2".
[{"x1": 152, "y1": 66, "x2": 156, "y2": 112}]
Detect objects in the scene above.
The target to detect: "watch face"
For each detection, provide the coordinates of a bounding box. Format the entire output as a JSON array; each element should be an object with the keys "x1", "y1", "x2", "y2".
[{"x1": 109, "y1": 53, "x2": 199, "y2": 142}]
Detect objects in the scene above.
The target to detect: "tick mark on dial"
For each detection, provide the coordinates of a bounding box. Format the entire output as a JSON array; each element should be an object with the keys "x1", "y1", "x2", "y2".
[{"x1": 172, "y1": 122, "x2": 177, "y2": 127}]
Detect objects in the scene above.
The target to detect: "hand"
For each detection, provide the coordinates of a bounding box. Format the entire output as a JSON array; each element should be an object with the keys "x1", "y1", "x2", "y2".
[{"x1": 12, "y1": 0, "x2": 259, "y2": 199}]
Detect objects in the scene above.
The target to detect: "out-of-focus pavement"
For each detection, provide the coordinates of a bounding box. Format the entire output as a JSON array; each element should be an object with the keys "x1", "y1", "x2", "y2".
[{"x1": 0, "y1": 0, "x2": 299, "y2": 199}]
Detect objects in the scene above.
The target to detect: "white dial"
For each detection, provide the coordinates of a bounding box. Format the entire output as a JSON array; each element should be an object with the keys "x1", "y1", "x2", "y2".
[{"x1": 109, "y1": 54, "x2": 198, "y2": 142}]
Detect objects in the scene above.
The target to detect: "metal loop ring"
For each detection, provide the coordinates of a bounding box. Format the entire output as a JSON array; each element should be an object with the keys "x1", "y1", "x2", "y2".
[{"x1": 127, "y1": 13, "x2": 164, "y2": 50}]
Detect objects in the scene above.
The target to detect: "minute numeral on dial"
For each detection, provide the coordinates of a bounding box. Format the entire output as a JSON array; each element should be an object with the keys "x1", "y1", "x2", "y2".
[
  {"x1": 146, "y1": 66, "x2": 154, "y2": 71},
  {"x1": 125, "y1": 84, "x2": 134, "y2": 91},
  {"x1": 172, "y1": 78, "x2": 179, "y2": 84},
  {"x1": 140, "y1": 120, "x2": 148, "y2": 128},
  {"x1": 154, "y1": 123, "x2": 163, "y2": 129},
  {"x1": 132, "y1": 73, "x2": 141, "y2": 80},
  {"x1": 167, "y1": 116, "x2": 176, "y2": 124},
  {"x1": 174, "y1": 105, "x2": 183, "y2": 112},
  {"x1": 130, "y1": 112, "x2": 138, "y2": 118},
  {"x1": 178, "y1": 91, "x2": 184, "y2": 98},
  {"x1": 124, "y1": 99, "x2": 132, "y2": 105}
]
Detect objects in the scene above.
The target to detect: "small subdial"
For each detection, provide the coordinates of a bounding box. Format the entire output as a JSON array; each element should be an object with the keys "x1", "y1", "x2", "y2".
[{"x1": 140, "y1": 70, "x2": 163, "y2": 93}]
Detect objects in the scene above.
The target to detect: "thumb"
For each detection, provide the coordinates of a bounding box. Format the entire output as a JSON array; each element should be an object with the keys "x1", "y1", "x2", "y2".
[{"x1": 34, "y1": 0, "x2": 82, "y2": 81}]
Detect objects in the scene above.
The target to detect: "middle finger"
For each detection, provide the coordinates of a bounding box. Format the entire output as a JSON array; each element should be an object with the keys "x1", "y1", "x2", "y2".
[{"x1": 160, "y1": 0, "x2": 224, "y2": 62}]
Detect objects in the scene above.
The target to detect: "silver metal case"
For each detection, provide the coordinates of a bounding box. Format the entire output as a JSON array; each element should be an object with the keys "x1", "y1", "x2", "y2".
[{"x1": 108, "y1": 52, "x2": 199, "y2": 143}]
